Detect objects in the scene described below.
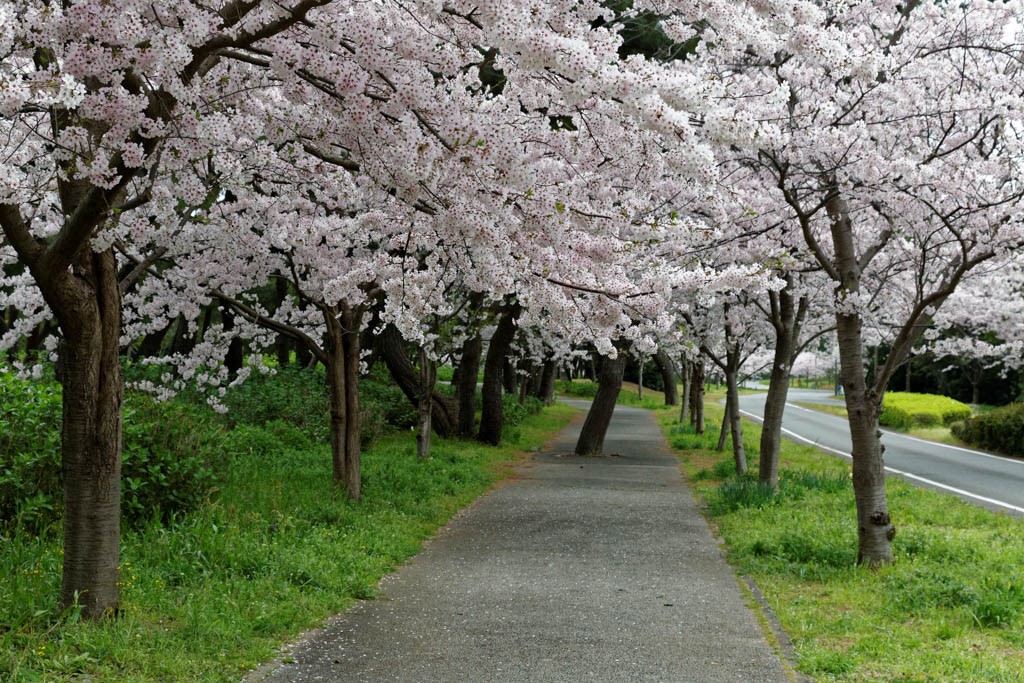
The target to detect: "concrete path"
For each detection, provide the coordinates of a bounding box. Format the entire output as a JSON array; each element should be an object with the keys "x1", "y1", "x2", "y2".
[{"x1": 251, "y1": 402, "x2": 789, "y2": 683}]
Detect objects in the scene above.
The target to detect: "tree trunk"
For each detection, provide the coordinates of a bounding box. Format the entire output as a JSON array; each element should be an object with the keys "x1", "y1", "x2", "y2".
[
  {"x1": 724, "y1": 362, "x2": 747, "y2": 474},
  {"x1": 679, "y1": 356, "x2": 691, "y2": 424},
  {"x1": 716, "y1": 399, "x2": 731, "y2": 451},
  {"x1": 575, "y1": 354, "x2": 625, "y2": 455},
  {"x1": 324, "y1": 304, "x2": 362, "y2": 500},
  {"x1": 759, "y1": 342, "x2": 791, "y2": 490},
  {"x1": 759, "y1": 285, "x2": 806, "y2": 491},
  {"x1": 537, "y1": 359, "x2": 556, "y2": 406},
  {"x1": 637, "y1": 355, "x2": 644, "y2": 399},
  {"x1": 517, "y1": 359, "x2": 533, "y2": 404},
  {"x1": 691, "y1": 363, "x2": 705, "y2": 434},
  {"x1": 416, "y1": 347, "x2": 436, "y2": 459},
  {"x1": 341, "y1": 304, "x2": 362, "y2": 500},
  {"x1": 478, "y1": 304, "x2": 519, "y2": 445},
  {"x1": 655, "y1": 349, "x2": 678, "y2": 406},
  {"x1": 56, "y1": 249, "x2": 124, "y2": 618},
  {"x1": 827, "y1": 187, "x2": 895, "y2": 565},
  {"x1": 456, "y1": 333, "x2": 483, "y2": 437},
  {"x1": 502, "y1": 357, "x2": 518, "y2": 395},
  {"x1": 837, "y1": 310, "x2": 893, "y2": 565},
  {"x1": 380, "y1": 324, "x2": 458, "y2": 437},
  {"x1": 220, "y1": 302, "x2": 244, "y2": 375}
]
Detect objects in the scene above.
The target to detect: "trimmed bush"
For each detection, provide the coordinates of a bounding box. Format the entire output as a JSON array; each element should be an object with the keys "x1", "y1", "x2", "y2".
[
  {"x1": 556, "y1": 379, "x2": 599, "y2": 398},
  {"x1": 879, "y1": 392, "x2": 973, "y2": 430},
  {"x1": 952, "y1": 403, "x2": 1024, "y2": 457}
]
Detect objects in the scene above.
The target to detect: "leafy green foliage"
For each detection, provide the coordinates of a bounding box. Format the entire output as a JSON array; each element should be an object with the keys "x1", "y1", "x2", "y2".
[
  {"x1": 556, "y1": 379, "x2": 599, "y2": 397},
  {"x1": 880, "y1": 391, "x2": 973, "y2": 430},
  {"x1": 951, "y1": 402, "x2": 1024, "y2": 456},
  {"x1": 1, "y1": 372, "x2": 222, "y2": 532},
  {"x1": 220, "y1": 365, "x2": 330, "y2": 441},
  {"x1": 0, "y1": 397, "x2": 576, "y2": 682}
]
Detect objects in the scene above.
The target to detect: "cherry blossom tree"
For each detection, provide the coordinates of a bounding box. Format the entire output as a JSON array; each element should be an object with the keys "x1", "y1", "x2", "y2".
[{"x1": 714, "y1": 0, "x2": 1024, "y2": 564}]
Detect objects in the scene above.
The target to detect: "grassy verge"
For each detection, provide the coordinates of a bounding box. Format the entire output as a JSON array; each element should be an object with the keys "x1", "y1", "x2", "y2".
[
  {"x1": 658, "y1": 399, "x2": 1024, "y2": 682},
  {"x1": 1, "y1": 403, "x2": 576, "y2": 682}
]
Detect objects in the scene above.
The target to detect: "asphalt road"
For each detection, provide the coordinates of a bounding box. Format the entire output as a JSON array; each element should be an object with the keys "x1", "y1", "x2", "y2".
[{"x1": 738, "y1": 388, "x2": 1024, "y2": 516}]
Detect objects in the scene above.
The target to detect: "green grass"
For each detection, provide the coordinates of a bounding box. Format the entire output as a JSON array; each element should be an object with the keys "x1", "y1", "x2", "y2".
[
  {"x1": 0, "y1": 404, "x2": 577, "y2": 682},
  {"x1": 658, "y1": 401, "x2": 1024, "y2": 681}
]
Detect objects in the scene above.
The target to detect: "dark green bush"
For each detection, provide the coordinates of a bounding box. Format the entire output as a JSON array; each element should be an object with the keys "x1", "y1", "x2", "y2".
[
  {"x1": 221, "y1": 365, "x2": 329, "y2": 440},
  {"x1": 951, "y1": 403, "x2": 1024, "y2": 456},
  {"x1": 1, "y1": 372, "x2": 223, "y2": 532},
  {"x1": 121, "y1": 396, "x2": 223, "y2": 526}
]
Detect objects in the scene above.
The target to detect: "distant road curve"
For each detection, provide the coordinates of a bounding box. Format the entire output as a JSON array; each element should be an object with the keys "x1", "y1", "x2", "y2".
[{"x1": 737, "y1": 389, "x2": 1024, "y2": 517}]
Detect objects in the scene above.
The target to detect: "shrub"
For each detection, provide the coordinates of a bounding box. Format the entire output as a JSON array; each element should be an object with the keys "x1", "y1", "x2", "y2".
[
  {"x1": 879, "y1": 392, "x2": 973, "y2": 430},
  {"x1": 556, "y1": 379, "x2": 599, "y2": 398},
  {"x1": 951, "y1": 402, "x2": 1024, "y2": 457},
  {"x1": 1, "y1": 371, "x2": 223, "y2": 532},
  {"x1": 220, "y1": 365, "x2": 329, "y2": 440}
]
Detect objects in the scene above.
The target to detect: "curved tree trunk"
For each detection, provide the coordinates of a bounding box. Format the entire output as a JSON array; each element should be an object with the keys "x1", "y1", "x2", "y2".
[
  {"x1": 759, "y1": 284, "x2": 807, "y2": 491},
  {"x1": 575, "y1": 354, "x2": 625, "y2": 455},
  {"x1": 654, "y1": 349, "x2": 678, "y2": 406},
  {"x1": 380, "y1": 324, "x2": 458, "y2": 437},
  {"x1": 716, "y1": 399, "x2": 731, "y2": 451},
  {"x1": 478, "y1": 304, "x2": 519, "y2": 445},
  {"x1": 456, "y1": 333, "x2": 483, "y2": 437}
]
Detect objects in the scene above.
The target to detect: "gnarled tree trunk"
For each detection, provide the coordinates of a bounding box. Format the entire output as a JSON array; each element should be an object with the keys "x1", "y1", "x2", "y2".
[
  {"x1": 654, "y1": 349, "x2": 678, "y2": 406},
  {"x1": 456, "y1": 333, "x2": 483, "y2": 437},
  {"x1": 575, "y1": 353, "x2": 626, "y2": 455},
  {"x1": 537, "y1": 359, "x2": 556, "y2": 406},
  {"x1": 380, "y1": 324, "x2": 457, "y2": 437},
  {"x1": 478, "y1": 304, "x2": 519, "y2": 445}
]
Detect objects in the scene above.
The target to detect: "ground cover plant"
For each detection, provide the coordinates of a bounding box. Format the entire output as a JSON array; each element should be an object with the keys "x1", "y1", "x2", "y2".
[
  {"x1": 658, "y1": 399, "x2": 1024, "y2": 682},
  {"x1": 0, "y1": 370, "x2": 576, "y2": 682}
]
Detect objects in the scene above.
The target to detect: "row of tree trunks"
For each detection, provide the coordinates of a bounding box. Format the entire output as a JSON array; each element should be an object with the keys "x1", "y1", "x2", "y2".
[{"x1": 322, "y1": 303, "x2": 363, "y2": 500}]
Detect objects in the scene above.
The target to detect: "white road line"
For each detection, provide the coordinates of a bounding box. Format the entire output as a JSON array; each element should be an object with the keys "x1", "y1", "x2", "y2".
[{"x1": 739, "y1": 409, "x2": 1024, "y2": 515}]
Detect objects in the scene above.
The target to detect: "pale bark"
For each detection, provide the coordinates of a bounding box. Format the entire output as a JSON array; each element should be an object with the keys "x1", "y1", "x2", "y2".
[{"x1": 678, "y1": 356, "x2": 692, "y2": 424}]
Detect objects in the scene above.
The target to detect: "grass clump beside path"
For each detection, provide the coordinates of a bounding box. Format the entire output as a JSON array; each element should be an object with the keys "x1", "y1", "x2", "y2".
[
  {"x1": 1, "y1": 400, "x2": 576, "y2": 682},
  {"x1": 658, "y1": 401, "x2": 1024, "y2": 682}
]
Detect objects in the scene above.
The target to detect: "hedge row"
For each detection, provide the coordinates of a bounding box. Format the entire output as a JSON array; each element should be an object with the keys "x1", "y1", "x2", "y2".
[
  {"x1": 951, "y1": 403, "x2": 1024, "y2": 457},
  {"x1": 879, "y1": 392, "x2": 973, "y2": 431}
]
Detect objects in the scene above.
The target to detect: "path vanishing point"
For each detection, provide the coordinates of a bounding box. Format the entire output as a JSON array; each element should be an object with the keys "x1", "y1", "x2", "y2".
[{"x1": 250, "y1": 401, "x2": 790, "y2": 683}]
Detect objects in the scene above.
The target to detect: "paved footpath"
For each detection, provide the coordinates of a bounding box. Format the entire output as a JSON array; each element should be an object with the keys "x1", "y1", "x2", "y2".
[{"x1": 251, "y1": 401, "x2": 789, "y2": 683}]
